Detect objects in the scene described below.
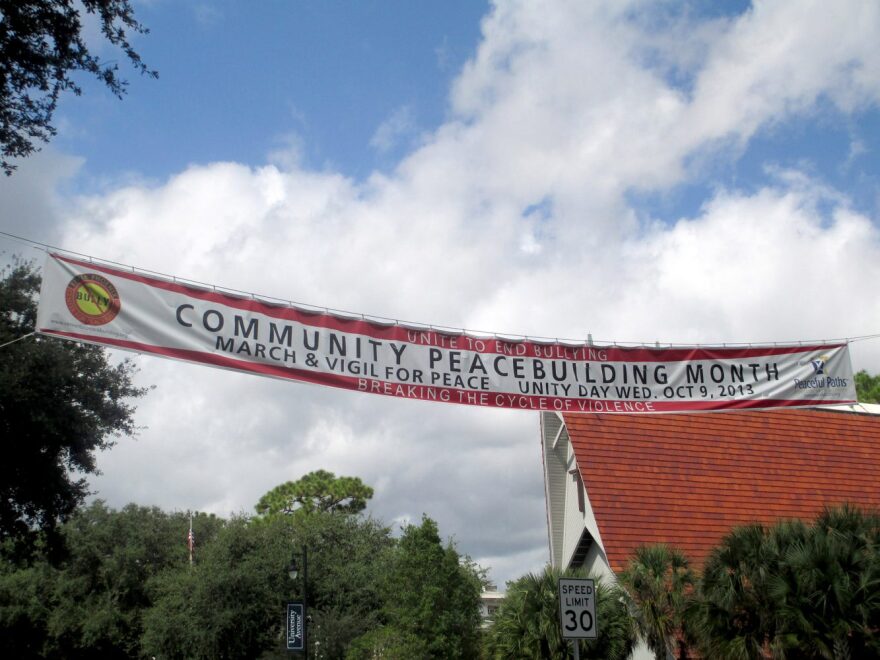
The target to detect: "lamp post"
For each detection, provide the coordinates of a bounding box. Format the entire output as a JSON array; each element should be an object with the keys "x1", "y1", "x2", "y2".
[{"x1": 287, "y1": 547, "x2": 308, "y2": 658}]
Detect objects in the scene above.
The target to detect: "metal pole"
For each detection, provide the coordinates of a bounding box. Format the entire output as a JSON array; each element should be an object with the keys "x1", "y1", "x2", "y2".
[
  {"x1": 303, "y1": 547, "x2": 308, "y2": 660},
  {"x1": 572, "y1": 640, "x2": 580, "y2": 660}
]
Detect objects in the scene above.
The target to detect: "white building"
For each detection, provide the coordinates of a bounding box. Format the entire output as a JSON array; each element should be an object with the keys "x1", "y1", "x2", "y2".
[{"x1": 479, "y1": 588, "x2": 505, "y2": 628}]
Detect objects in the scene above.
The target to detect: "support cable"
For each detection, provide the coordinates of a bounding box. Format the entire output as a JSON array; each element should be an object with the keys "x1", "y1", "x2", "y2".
[
  {"x1": 3, "y1": 230, "x2": 880, "y2": 348},
  {"x1": 0, "y1": 331, "x2": 35, "y2": 350}
]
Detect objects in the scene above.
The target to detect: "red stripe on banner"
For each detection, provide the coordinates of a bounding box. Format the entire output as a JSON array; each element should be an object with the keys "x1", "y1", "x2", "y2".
[
  {"x1": 50, "y1": 254, "x2": 844, "y2": 362},
  {"x1": 40, "y1": 328, "x2": 364, "y2": 390},
  {"x1": 39, "y1": 328, "x2": 856, "y2": 413}
]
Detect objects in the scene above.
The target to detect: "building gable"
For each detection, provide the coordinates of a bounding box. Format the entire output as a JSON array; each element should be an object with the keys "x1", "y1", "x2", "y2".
[{"x1": 543, "y1": 406, "x2": 880, "y2": 574}]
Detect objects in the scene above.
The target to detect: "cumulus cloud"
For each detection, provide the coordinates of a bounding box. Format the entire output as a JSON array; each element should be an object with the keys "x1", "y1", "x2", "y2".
[{"x1": 7, "y1": 0, "x2": 880, "y2": 586}]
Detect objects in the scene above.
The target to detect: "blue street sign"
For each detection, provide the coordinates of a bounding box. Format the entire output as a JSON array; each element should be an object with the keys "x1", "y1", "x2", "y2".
[{"x1": 286, "y1": 602, "x2": 305, "y2": 652}]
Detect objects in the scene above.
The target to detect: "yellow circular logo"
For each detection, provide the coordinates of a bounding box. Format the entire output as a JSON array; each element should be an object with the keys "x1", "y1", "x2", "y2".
[{"x1": 65, "y1": 274, "x2": 121, "y2": 325}]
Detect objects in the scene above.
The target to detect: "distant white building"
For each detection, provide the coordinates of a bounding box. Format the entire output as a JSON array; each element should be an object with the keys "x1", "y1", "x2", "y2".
[{"x1": 478, "y1": 588, "x2": 505, "y2": 627}]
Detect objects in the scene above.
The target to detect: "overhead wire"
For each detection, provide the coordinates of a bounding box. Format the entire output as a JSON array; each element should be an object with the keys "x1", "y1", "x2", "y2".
[{"x1": 0, "y1": 331, "x2": 35, "y2": 350}]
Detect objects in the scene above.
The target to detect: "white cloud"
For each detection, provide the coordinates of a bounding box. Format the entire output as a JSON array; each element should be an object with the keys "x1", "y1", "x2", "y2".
[
  {"x1": 624, "y1": 185, "x2": 880, "y2": 345},
  {"x1": 267, "y1": 132, "x2": 307, "y2": 171},
  {"x1": 370, "y1": 106, "x2": 417, "y2": 154},
  {"x1": 684, "y1": 0, "x2": 880, "y2": 143},
  {"x1": 7, "y1": 0, "x2": 880, "y2": 587},
  {"x1": 0, "y1": 148, "x2": 83, "y2": 253}
]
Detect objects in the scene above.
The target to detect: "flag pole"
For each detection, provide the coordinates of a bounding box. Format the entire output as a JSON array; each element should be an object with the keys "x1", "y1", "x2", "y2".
[{"x1": 188, "y1": 512, "x2": 194, "y2": 566}]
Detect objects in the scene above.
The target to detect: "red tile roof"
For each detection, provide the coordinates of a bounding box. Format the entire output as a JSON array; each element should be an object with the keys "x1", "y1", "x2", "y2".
[{"x1": 563, "y1": 408, "x2": 880, "y2": 574}]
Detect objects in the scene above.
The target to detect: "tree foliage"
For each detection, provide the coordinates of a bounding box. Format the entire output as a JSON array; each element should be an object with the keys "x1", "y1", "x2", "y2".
[
  {"x1": 0, "y1": 502, "x2": 221, "y2": 658},
  {"x1": 483, "y1": 565, "x2": 636, "y2": 660},
  {"x1": 688, "y1": 505, "x2": 880, "y2": 659},
  {"x1": 1, "y1": 474, "x2": 390, "y2": 657},
  {"x1": 22, "y1": 494, "x2": 866, "y2": 659},
  {"x1": 375, "y1": 515, "x2": 485, "y2": 659},
  {"x1": 141, "y1": 515, "x2": 290, "y2": 659},
  {"x1": 143, "y1": 507, "x2": 396, "y2": 659},
  {"x1": 775, "y1": 506, "x2": 880, "y2": 659},
  {"x1": 0, "y1": 554, "x2": 53, "y2": 658},
  {"x1": 0, "y1": 477, "x2": 486, "y2": 659},
  {"x1": 345, "y1": 624, "x2": 428, "y2": 659},
  {"x1": 0, "y1": 0, "x2": 157, "y2": 173},
  {"x1": 618, "y1": 544, "x2": 695, "y2": 660},
  {"x1": 0, "y1": 261, "x2": 148, "y2": 555},
  {"x1": 855, "y1": 370, "x2": 880, "y2": 404},
  {"x1": 255, "y1": 469, "x2": 374, "y2": 517},
  {"x1": 285, "y1": 510, "x2": 393, "y2": 658}
]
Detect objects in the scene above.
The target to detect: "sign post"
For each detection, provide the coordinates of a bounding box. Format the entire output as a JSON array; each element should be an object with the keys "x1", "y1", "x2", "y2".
[
  {"x1": 559, "y1": 578, "x2": 597, "y2": 659},
  {"x1": 286, "y1": 601, "x2": 306, "y2": 653}
]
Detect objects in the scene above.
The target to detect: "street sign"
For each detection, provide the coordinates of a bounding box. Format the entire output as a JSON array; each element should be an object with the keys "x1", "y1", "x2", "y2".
[
  {"x1": 286, "y1": 601, "x2": 306, "y2": 652},
  {"x1": 558, "y1": 578, "x2": 597, "y2": 639}
]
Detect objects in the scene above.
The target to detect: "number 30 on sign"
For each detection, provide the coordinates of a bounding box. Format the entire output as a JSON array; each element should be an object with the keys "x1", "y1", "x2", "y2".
[{"x1": 558, "y1": 578, "x2": 597, "y2": 639}]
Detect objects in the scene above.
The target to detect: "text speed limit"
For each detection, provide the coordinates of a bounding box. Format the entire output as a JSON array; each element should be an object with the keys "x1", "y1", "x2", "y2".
[{"x1": 558, "y1": 578, "x2": 597, "y2": 639}]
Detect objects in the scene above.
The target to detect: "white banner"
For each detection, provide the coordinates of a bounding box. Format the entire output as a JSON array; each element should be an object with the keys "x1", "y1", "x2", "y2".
[{"x1": 36, "y1": 253, "x2": 857, "y2": 413}]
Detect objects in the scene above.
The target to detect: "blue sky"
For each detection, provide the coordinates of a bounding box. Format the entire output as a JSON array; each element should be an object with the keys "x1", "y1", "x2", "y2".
[
  {"x1": 628, "y1": 102, "x2": 880, "y2": 223},
  {"x1": 56, "y1": 0, "x2": 488, "y2": 182},
  {"x1": 52, "y1": 0, "x2": 880, "y2": 226},
  {"x1": 3, "y1": 0, "x2": 880, "y2": 588}
]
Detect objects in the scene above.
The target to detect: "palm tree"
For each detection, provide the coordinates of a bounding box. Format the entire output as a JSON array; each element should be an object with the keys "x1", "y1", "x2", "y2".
[
  {"x1": 688, "y1": 506, "x2": 880, "y2": 659},
  {"x1": 483, "y1": 565, "x2": 636, "y2": 659},
  {"x1": 618, "y1": 544, "x2": 695, "y2": 659},
  {"x1": 687, "y1": 522, "x2": 794, "y2": 659},
  {"x1": 770, "y1": 504, "x2": 880, "y2": 659}
]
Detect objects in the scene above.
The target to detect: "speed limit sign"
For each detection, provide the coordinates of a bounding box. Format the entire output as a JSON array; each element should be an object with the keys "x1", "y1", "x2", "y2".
[{"x1": 558, "y1": 578, "x2": 597, "y2": 639}]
